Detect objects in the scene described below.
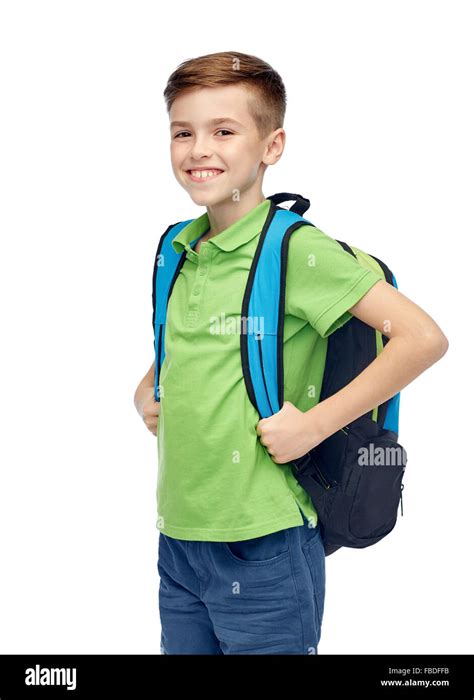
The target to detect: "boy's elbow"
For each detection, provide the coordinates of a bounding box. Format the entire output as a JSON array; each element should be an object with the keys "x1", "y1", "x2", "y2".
[
  {"x1": 439, "y1": 331, "x2": 449, "y2": 354},
  {"x1": 437, "y1": 333, "x2": 449, "y2": 359},
  {"x1": 420, "y1": 329, "x2": 449, "y2": 362}
]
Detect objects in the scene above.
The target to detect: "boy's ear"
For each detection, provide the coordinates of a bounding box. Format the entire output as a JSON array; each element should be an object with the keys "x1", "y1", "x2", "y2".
[{"x1": 263, "y1": 128, "x2": 285, "y2": 165}]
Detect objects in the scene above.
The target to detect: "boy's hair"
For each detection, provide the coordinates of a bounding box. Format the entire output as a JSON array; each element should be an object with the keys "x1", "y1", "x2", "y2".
[{"x1": 163, "y1": 51, "x2": 286, "y2": 140}]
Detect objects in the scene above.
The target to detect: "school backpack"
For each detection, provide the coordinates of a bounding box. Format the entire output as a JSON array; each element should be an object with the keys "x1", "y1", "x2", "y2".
[{"x1": 152, "y1": 192, "x2": 407, "y2": 556}]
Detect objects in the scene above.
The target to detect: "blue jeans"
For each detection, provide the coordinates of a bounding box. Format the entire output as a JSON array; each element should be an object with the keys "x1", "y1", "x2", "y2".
[{"x1": 157, "y1": 511, "x2": 325, "y2": 655}]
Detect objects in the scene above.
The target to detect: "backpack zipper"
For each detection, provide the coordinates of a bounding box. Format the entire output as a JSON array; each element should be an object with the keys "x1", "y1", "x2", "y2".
[{"x1": 315, "y1": 464, "x2": 332, "y2": 490}]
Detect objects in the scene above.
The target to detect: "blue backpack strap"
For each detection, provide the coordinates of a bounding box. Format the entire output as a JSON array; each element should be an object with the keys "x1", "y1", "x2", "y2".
[
  {"x1": 240, "y1": 198, "x2": 314, "y2": 418},
  {"x1": 152, "y1": 219, "x2": 196, "y2": 401}
]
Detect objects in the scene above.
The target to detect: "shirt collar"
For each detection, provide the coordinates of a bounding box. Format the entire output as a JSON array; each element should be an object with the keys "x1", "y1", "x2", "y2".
[{"x1": 171, "y1": 198, "x2": 272, "y2": 255}]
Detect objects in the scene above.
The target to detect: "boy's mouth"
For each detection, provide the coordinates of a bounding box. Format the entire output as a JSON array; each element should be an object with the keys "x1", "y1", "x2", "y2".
[{"x1": 185, "y1": 168, "x2": 224, "y2": 183}]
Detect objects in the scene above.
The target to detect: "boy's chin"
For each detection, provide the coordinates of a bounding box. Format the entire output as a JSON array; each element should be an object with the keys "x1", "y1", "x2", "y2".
[{"x1": 185, "y1": 188, "x2": 231, "y2": 208}]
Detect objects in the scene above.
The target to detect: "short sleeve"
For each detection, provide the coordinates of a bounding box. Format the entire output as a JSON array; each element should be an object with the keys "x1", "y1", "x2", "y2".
[{"x1": 285, "y1": 224, "x2": 383, "y2": 338}]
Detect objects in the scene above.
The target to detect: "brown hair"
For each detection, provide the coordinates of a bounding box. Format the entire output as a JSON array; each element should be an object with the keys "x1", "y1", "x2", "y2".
[{"x1": 163, "y1": 51, "x2": 287, "y2": 139}]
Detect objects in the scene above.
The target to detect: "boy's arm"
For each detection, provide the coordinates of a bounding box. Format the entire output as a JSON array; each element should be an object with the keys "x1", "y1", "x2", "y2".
[
  {"x1": 134, "y1": 359, "x2": 155, "y2": 410},
  {"x1": 134, "y1": 360, "x2": 160, "y2": 435},
  {"x1": 305, "y1": 278, "x2": 449, "y2": 445},
  {"x1": 256, "y1": 279, "x2": 449, "y2": 463}
]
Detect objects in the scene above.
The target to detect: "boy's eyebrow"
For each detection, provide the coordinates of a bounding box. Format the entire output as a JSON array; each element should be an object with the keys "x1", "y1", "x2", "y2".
[{"x1": 170, "y1": 117, "x2": 244, "y2": 129}]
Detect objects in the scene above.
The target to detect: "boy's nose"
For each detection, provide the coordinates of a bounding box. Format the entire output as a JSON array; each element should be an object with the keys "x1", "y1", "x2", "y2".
[{"x1": 190, "y1": 137, "x2": 213, "y2": 160}]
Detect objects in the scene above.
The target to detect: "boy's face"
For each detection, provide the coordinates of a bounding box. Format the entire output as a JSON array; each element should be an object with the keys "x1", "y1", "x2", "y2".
[{"x1": 169, "y1": 84, "x2": 284, "y2": 208}]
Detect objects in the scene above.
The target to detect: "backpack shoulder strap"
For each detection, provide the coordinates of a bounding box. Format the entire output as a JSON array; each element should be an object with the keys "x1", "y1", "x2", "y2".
[
  {"x1": 333, "y1": 242, "x2": 401, "y2": 434},
  {"x1": 240, "y1": 198, "x2": 315, "y2": 419},
  {"x1": 243, "y1": 203, "x2": 402, "y2": 441},
  {"x1": 152, "y1": 219, "x2": 195, "y2": 401}
]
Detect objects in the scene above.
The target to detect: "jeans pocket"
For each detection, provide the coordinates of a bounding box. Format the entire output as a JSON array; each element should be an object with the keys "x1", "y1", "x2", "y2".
[
  {"x1": 302, "y1": 527, "x2": 326, "y2": 628},
  {"x1": 222, "y1": 527, "x2": 290, "y2": 566}
]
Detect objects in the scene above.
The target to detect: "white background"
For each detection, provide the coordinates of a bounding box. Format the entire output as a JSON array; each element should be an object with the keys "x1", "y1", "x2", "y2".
[{"x1": 0, "y1": 0, "x2": 472, "y2": 655}]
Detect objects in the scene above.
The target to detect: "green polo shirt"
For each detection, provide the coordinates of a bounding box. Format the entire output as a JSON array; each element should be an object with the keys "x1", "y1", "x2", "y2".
[{"x1": 155, "y1": 198, "x2": 383, "y2": 541}]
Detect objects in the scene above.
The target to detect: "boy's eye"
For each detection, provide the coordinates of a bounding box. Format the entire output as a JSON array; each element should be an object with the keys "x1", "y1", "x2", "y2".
[{"x1": 173, "y1": 129, "x2": 234, "y2": 139}]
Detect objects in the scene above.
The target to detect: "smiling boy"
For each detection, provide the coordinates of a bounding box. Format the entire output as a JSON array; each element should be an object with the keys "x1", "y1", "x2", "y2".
[{"x1": 134, "y1": 51, "x2": 449, "y2": 655}]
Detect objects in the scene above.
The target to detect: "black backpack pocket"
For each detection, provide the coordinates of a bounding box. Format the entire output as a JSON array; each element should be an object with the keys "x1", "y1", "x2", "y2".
[
  {"x1": 347, "y1": 435, "x2": 405, "y2": 540},
  {"x1": 293, "y1": 415, "x2": 407, "y2": 554}
]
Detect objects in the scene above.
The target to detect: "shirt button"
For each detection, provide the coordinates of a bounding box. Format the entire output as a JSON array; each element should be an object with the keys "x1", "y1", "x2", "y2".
[{"x1": 193, "y1": 287, "x2": 200, "y2": 295}]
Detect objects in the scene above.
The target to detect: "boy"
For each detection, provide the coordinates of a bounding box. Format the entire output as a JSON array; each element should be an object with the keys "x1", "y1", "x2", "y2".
[{"x1": 134, "y1": 51, "x2": 449, "y2": 655}]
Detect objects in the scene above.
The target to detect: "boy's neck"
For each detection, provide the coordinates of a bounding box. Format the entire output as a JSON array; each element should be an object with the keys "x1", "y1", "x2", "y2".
[{"x1": 204, "y1": 189, "x2": 267, "y2": 240}]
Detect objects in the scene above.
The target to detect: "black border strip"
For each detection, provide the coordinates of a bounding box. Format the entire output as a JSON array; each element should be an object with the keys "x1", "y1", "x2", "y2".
[{"x1": 335, "y1": 239, "x2": 357, "y2": 258}]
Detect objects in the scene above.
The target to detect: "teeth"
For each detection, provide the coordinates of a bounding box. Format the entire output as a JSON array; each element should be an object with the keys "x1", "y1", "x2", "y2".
[{"x1": 189, "y1": 169, "x2": 222, "y2": 178}]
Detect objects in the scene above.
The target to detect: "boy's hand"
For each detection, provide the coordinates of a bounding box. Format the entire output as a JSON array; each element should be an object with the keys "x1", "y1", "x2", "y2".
[
  {"x1": 255, "y1": 400, "x2": 321, "y2": 464},
  {"x1": 136, "y1": 387, "x2": 161, "y2": 436}
]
